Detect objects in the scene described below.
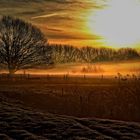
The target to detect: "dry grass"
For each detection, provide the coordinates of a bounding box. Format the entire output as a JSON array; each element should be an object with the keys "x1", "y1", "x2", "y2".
[
  {"x1": 0, "y1": 87, "x2": 140, "y2": 139},
  {"x1": 0, "y1": 75, "x2": 140, "y2": 121},
  {"x1": 0, "y1": 75, "x2": 140, "y2": 139}
]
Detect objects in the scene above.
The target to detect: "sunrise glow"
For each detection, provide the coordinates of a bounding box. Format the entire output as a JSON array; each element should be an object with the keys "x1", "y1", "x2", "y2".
[{"x1": 88, "y1": 0, "x2": 140, "y2": 47}]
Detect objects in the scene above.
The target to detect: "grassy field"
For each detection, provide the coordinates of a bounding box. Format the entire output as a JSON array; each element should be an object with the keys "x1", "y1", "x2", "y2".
[
  {"x1": 1, "y1": 94, "x2": 140, "y2": 139},
  {"x1": 0, "y1": 60, "x2": 140, "y2": 139},
  {"x1": 0, "y1": 74, "x2": 140, "y2": 121},
  {"x1": 0, "y1": 76, "x2": 140, "y2": 139}
]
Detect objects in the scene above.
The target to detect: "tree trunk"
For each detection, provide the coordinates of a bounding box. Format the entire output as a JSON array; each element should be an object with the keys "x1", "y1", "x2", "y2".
[{"x1": 8, "y1": 68, "x2": 16, "y2": 78}]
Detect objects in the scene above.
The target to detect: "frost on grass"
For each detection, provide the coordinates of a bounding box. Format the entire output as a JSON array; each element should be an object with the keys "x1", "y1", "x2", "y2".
[{"x1": 0, "y1": 95, "x2": 140, "y2": 140}]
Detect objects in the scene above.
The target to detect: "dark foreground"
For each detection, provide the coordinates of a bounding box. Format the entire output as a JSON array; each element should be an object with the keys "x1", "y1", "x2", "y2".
[
  {"x1": 0, "y1": 94, "x2": 140, "y2": 140},
  {"x1": 0, "y1": 76, "x2": 140, "y2": 121},
  {"x1": 0, "y1": 76, "x2": 140, "y2": 139}
]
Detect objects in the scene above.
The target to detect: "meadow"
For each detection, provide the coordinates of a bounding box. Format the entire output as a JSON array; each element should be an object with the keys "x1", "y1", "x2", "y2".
[
  {"x1": 0, "y1": 71, "x2": 140, "y2": 122},
  {"x1": 0, "y1": 60, "x2": 140, "y2": 139},
  {"x1": 1, "y1": 92, "x2": 140, "y2": 140}
]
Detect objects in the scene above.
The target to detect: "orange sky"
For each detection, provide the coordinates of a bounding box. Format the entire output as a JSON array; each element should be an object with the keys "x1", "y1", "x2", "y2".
[{"x1": 0, "y1": 0, "x2": 140, "y2": 48}]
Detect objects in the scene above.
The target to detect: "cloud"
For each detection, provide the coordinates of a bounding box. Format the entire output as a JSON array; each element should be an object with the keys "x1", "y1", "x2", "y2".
[
  {"x1": 31, "y1": 13, "x2": 67, "y2": 19},
  {"x1": 36, "y1": 23, "x2": 100, "y2": 41},
  {"x1": 0, "y1": 0, "x2": 103, "y2": 46},
  {"x1": 46, "y1": 27, "x2": 63, "y2": 32}
]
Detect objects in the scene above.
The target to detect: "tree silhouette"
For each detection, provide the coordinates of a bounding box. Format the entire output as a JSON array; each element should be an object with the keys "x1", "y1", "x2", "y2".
[
  {"x1": 0, "y1": 16, "x2": 47, "y2": 74},
  {"x1": 46, "y1": 44, "x2": 140, "y2": 64}
]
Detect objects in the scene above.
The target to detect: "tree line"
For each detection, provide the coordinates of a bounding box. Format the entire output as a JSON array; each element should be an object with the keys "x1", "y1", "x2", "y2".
[
  {"x1": 0, "y1": 16, "x2": 140, "y2": 74},
  {"x1": 47, "y1": 44, "x2": 140, "y2": 64}
]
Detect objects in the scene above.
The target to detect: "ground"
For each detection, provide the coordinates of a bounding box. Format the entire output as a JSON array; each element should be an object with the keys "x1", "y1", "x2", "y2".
[
  {"x1": 0, "y1": 76, "x2": 140, "y2": 139},
  {"x1": 0, "y1": 91, "x2": 140, "y2": 140}
]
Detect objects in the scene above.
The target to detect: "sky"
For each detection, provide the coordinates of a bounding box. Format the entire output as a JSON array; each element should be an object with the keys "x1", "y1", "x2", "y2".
[{"x1": 0, "y1": 0, "x2": 140, "y2": 48}]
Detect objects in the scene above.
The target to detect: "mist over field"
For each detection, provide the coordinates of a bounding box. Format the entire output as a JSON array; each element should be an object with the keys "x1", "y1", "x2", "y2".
[{"x1": 18, "y1": 60, "x2": 140, "y2": 76}]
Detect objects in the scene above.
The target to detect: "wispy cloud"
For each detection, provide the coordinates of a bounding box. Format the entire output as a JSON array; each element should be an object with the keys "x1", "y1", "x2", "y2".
[
  {"x1": 0, "y1": 0, "x2": 102, "y2": 46},
  {"x1": 31, "y1": 13, "x2": 67, "y2": 19}
]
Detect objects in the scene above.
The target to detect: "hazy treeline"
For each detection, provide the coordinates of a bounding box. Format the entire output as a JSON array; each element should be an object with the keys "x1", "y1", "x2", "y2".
[
  {"x1": 46, "y1": 44, "x2": 140, "y2": 64},
  {"x1": 0, "y1": 16, "x2": 140, "y2": 73}
]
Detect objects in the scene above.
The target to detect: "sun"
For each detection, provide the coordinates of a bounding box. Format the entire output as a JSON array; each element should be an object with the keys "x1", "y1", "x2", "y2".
[{"x1": 88, "y1": 0, "x2": 140, "y2": 48}]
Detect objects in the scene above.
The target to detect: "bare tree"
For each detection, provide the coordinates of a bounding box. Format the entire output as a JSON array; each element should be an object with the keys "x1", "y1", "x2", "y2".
[{"x1": 0, "y1": 16, "x2": 47, "y2": 74}]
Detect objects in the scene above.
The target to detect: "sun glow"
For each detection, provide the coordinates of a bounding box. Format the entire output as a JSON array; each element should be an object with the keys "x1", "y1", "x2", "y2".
[{"x1": 88, "y1": 0, "x2": 140, "y2": 47}]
